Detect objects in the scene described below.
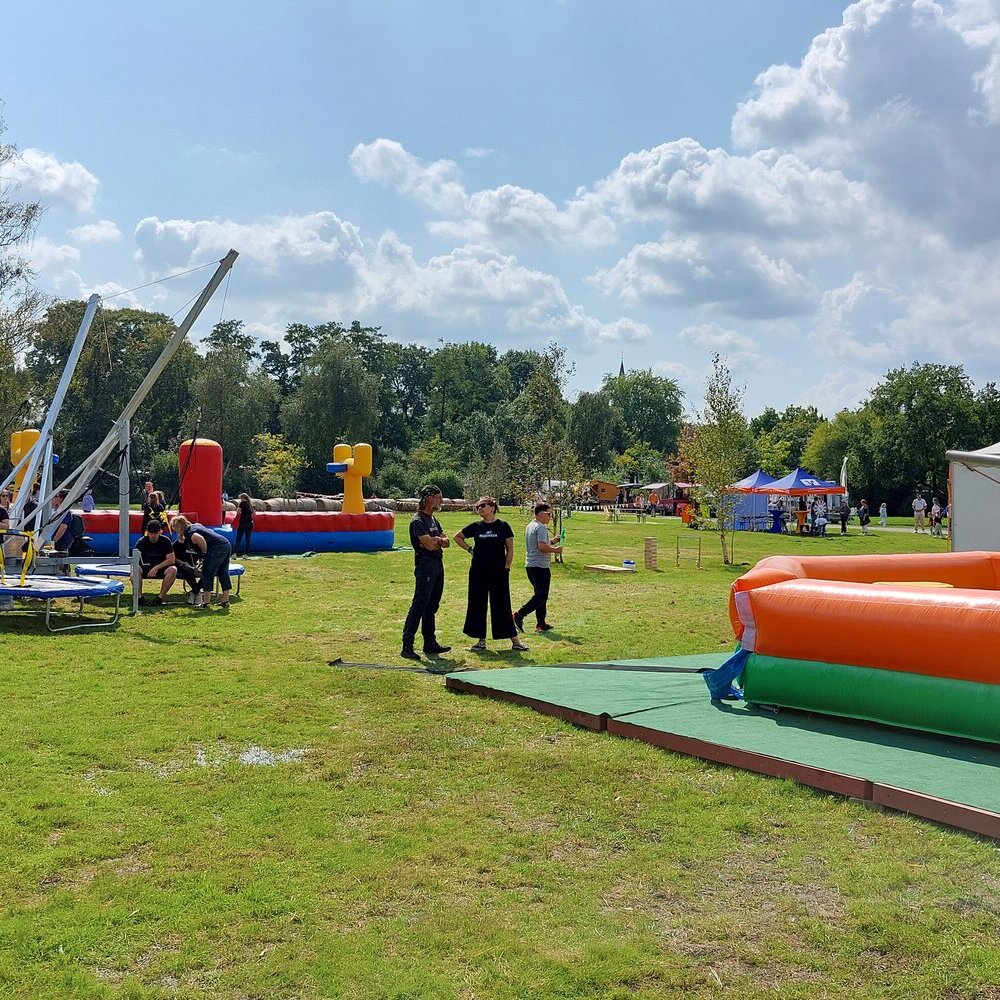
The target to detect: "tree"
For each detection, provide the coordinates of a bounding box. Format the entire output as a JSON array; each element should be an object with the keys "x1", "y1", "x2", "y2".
[
  {"x1": 26, "y1": 302, "x2": 201, "y2": 475},
  {"x1": 279, "y1": 338, "x2": 379, "y2": 486},
  {"x1": 863, "y1": 363, "x2": 980, "y2": 502},
  {"x1": 601, "y1": 368, "x2": 683, "y2": 455},
  {"x1": 254, "y1": 433, "x2": 306, "y2": 497},
  {"x1": 751, "y1": 404, "x2": 825, "y2": 474},
  {"x1": 680, "y1": 354, "x2": 753, "y2": 565},
  {"x1": 566, "y1": 391, "x2": 623, "y2": 471},
  {"x1": 0, "y1": 119, "x2": 43, "y2": 421},
  {"x1": 187, "y1": 320, "x2": 278, "y2": 482}
]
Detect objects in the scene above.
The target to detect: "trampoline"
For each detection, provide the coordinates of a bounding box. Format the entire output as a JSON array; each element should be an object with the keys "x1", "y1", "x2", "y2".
[{"x1": 0, "y1": 575, "x2": 125, "y2": 632}]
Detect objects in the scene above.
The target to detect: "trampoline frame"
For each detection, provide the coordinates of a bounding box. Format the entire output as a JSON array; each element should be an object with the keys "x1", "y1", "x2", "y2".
[{"x1": 0, "y1": 577, "x2": 124, "y2": 632}]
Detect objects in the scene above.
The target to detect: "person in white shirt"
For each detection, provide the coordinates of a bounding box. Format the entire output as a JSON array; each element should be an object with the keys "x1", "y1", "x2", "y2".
[{"x1": 912, "y1": 493, "x2": 927, "y2": 533}]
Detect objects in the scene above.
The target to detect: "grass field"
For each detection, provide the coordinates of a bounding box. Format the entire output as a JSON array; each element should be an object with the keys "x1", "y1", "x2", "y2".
[{"x1": 2, "y1": 512, "x2": 999, "y2": 999}]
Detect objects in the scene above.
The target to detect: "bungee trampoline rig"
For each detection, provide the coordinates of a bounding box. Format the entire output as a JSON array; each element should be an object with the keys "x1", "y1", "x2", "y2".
[{"x1": 0, "y1": 251, "x2": 238, "y2": 632}]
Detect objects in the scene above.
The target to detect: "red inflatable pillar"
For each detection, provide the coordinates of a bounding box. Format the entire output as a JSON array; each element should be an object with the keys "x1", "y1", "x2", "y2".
[{"x1": 178, "y1": 438, "x2": 224, "y2": 527}]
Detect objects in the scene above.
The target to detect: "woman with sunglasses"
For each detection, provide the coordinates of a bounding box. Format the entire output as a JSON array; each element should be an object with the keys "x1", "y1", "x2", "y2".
[{"x1": 454, "y1": 497, "x2": 529, "y2": 653}]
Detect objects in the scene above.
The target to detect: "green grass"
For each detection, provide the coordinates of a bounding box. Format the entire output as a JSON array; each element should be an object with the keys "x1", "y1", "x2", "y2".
[{"x1": 0, "y1": 513, "x2": 997, "y2": 998}]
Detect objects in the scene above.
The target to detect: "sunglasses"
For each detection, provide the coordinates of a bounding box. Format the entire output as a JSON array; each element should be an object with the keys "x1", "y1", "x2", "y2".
[{"x1": 475, "y1": 503, "x2": 490, "y2": 510}]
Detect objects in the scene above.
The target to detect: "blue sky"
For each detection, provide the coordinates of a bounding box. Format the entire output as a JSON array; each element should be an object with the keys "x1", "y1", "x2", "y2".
[{"x1": 4, "y1": 0, "x2": 1000, "y2": 418}]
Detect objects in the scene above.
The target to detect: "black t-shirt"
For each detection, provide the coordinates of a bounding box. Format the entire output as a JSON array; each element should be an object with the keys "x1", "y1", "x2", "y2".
[
  {"x1": 238, "y1": 499, "x2": 254, "y2": 526},
  {"x1": 461, "y1": 519, "x2": 513, "y2": 571},
  {"x1": 135, "y1": 534, "x2": 173, "y2": 572},
  {"x1": 409, "y1": 511, "x2": 444, "y2": 563}
]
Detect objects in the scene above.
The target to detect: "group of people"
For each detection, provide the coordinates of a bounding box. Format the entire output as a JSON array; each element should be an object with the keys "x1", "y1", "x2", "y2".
[
  {"x1": 135, "y1": 515, "x2": 234, "y2": 607},
  {"x1": 912, "y1": 493, "x2": 948, "y2": 536},
  {"x1": 400, "y1": 485, "x2": 563, "y2": 663}
]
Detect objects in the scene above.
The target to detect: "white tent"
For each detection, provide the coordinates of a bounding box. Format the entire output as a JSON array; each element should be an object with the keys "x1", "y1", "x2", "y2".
[{"x1": 946, "y1": 442, "x2": 1000, "y2": 551}]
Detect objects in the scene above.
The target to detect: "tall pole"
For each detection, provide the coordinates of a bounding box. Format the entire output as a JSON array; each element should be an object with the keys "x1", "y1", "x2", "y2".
[
  {"x1": 118, "y1": 419, "x2": 130, "y2": 558},
  {"x1": 8, "y1": 294, "x2": 100, "y2": 523}
]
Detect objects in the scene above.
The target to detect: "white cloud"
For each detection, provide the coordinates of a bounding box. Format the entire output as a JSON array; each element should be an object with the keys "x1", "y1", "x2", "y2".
[
  {"x1": 731, "y1": 0, "x2": 1000, "y2": 245},
  {"x1": 28, "y1": 237, "x2": 80, "y2": 271},
  {"x1": 349, "y1": 139, "x2": 466, "y2": 213},
  {"x1": 798, "y1": 368, "x2": 882, "y2": 417},
  {"x1": 7, "y1": 148, "x2": 99, "y2": 212},
  {"x1": 591, "y1": 236, "x2": 815, "y2": 319},
  {"x1": 68, "y1": 220, "x2": 122, "y2": 243},
  {"x1": 352, "y1": 233, "x2": 646, "y2": 344},
  {"x1": 133, "y1": 212, "x2": 364, "y2": 281}
]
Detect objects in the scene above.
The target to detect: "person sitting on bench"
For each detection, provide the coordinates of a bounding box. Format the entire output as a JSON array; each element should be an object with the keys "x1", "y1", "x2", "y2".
[
  {"x1": 135, "y1": 519, "x2": 179, "y2": 606},
  {"x1": 172, "y1": 533, "x2": 204, "y2": 604}
]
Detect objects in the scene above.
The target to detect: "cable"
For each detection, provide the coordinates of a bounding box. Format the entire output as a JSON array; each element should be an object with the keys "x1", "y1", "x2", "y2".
[{"x1": 99, "y1": 260, "x2": 218, "y2": 302}]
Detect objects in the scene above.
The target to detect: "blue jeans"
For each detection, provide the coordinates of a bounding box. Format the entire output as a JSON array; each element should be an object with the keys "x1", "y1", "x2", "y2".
[
  {"x1": 402, "y1": 559, "x2": 444, "y2": 647},
  {"x1": 201, "y1": 541, "x2": 232, "y2": 593}
]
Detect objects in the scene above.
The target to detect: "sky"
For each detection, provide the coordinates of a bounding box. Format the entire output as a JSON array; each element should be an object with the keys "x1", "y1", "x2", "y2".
[{"x1": 4, "y1": 0, "x2": 1000, "y2": 419}]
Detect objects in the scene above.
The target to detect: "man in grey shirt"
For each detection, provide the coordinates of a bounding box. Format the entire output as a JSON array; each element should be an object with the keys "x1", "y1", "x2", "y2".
[{"x1": 514, "y1": 502, "x2": 563, "y2": 633}]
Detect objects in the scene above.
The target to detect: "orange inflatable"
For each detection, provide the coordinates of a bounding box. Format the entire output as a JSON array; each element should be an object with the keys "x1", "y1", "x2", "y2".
[{"x1": 729, "y1": 552, "x2": 1000, "y2": 686}]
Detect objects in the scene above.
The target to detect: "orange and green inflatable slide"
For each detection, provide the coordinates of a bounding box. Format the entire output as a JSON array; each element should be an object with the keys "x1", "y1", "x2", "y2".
[{"x1": 705, "y1": 552, "x2": 1000, "y2": 744}]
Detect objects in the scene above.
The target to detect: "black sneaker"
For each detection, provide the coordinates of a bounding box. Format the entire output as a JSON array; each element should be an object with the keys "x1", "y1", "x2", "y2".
[
  {"x1": 400, "y1": 646, "x2": 421, "y2": 661},
  {"x1": 423, "y1": 643, "x2": 451, "y2": 655},
  {"x1": 535, "y1": 623, "x2": 555, "y2": 632},
  {"x1": 512, "y1": 613, "x2": 524, "y2": 634}
]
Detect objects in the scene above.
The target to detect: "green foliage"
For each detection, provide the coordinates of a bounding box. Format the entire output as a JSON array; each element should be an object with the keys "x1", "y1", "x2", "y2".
[
  {"x1": 601, "y1": 367, "x2": 683, "y2": 455},
  {"x1": 188, "y1": 320, "x2": 278, "y2": 473},
  {"x1": 567, "y1": 391, "x2": 623, "y2": 471},
  {"x1": 750, "y1": 404, "x2": 825, "y2": 474},
  {"x1": 681, "y1": 354, "x2": 753, "y2": 564},
  {"x1": 279, "y1": 338, "x2": 379, "y2": 487},
  {"x1": 614, "y1": 441, "x2": 668, "y2": 484},
  {"x1": 0, "y1": 119, "x2": 44, "y2": 410},
  {"x1": 254, "y1": 432, "x2": 306, "y2": 497}
]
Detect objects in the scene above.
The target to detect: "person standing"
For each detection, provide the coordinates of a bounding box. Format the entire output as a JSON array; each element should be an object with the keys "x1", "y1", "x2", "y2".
[
  {"x1": 169, "y1": 515, "x2": 233, "y2": 608},
  {"x1": 912, "y1": 492, "x2": 927, "y2": 533},
  {"x1": 879, "y1": 501, "x2": 888, "y2": 527},
  {"x1": 930, "y1": 498, "x2": 942, "y2": 537},
  {"x1": 514, "y1": 502, "x2": 563, "y2": 634},
  {"x1": 858, "y1": 499, "x2": 871, "y2": 535},
  {"x1": 454, "y1": 497, "x2": 529, "y2": 653},
  {"x1": 401, "y1": 484, "x2": 451, "y2": 661},
  {"x1": 234, "y1": 492, "x2": 254, "y2": 556},
  {"x1": 838, "y1": 497, "x2": 850, "y2": 535}
]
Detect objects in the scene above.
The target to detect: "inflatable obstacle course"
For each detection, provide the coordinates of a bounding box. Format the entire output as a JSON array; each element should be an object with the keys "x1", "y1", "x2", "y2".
[{"x1": 709, "y1": 551, "x2": 1000, "y2": 744}]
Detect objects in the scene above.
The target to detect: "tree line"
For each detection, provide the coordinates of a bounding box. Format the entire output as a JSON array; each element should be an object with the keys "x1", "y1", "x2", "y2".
[{"x1": 12, "y1": 302, "x2": 685, "y2": 502}]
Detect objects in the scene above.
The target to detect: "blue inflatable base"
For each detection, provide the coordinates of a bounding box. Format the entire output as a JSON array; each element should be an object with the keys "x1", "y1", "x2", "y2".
[{"x1": 85, "y1": 528, "x2": 395, "y2": 556}]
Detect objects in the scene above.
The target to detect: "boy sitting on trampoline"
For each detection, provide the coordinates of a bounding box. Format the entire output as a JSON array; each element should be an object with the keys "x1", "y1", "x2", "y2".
[{"x1": 135, "y1": 519, "x2": 181, "y2": 606}]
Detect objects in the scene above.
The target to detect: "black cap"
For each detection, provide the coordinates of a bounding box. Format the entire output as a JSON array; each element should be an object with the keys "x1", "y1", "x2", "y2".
[{"x1": 418, "y1": 484, "x2": 442, "y2": 500}]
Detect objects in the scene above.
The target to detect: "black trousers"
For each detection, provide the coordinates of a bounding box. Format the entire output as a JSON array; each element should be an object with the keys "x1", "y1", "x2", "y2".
[
  {"x1": 839, "y1": 515, "x2": 848, "y2": 534},
  {"x1": 463, "y1": 565, "x2": 516, "y2": 639},
  {"x1": 402, "y1": 559, "x2": 444, "y2": 647},
  {"x1": 235, "y1": 524, "x2": 253, "y2": 554},
  {"x1": 516, "y1": 566, "x2": 551, "y2": 626}
]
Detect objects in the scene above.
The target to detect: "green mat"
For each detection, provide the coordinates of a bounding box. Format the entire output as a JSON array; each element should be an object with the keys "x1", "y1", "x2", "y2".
[{"x1": 454, "y1": 654, "x2": 1000, "y2": 817}]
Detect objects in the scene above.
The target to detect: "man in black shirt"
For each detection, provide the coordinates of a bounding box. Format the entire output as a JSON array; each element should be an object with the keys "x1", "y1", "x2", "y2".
[
  {"x1": 134, "y1": 519, "x2": 178, "y2": 606},
  {"x1": 401, "y1": 484, "x2": 451, "y2": 661}
]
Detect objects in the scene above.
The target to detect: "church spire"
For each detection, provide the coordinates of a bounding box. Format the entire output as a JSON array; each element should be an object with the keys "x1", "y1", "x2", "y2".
[{"x1": 619, "y1": 355, "x2": 625, "y2": 377}]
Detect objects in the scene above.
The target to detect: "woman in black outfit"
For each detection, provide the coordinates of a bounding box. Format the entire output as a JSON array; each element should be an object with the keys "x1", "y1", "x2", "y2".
[
  {"x1": 454, "y1": 497, "x2": 529, "y2": 653},
  {"x1": 234, "y1": 492, "x2": 254, "y2": 556}
]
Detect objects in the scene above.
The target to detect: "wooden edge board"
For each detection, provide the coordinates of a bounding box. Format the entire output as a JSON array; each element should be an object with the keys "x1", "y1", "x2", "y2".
[
  {"x1": 445, "y1": 676, "x2": 606, "y2": 731},
  {"x1": 871, "y1": 784, "x2": 1000, "y2": 839},
  {"x1": 607, "y1": 719, "x2": 872, "y2": 799}
]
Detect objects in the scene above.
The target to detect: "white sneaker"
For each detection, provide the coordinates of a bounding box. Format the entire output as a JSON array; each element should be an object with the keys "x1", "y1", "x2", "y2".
[{"x1": 186, "y1": 592, "x2": 198, "y2": 605}]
